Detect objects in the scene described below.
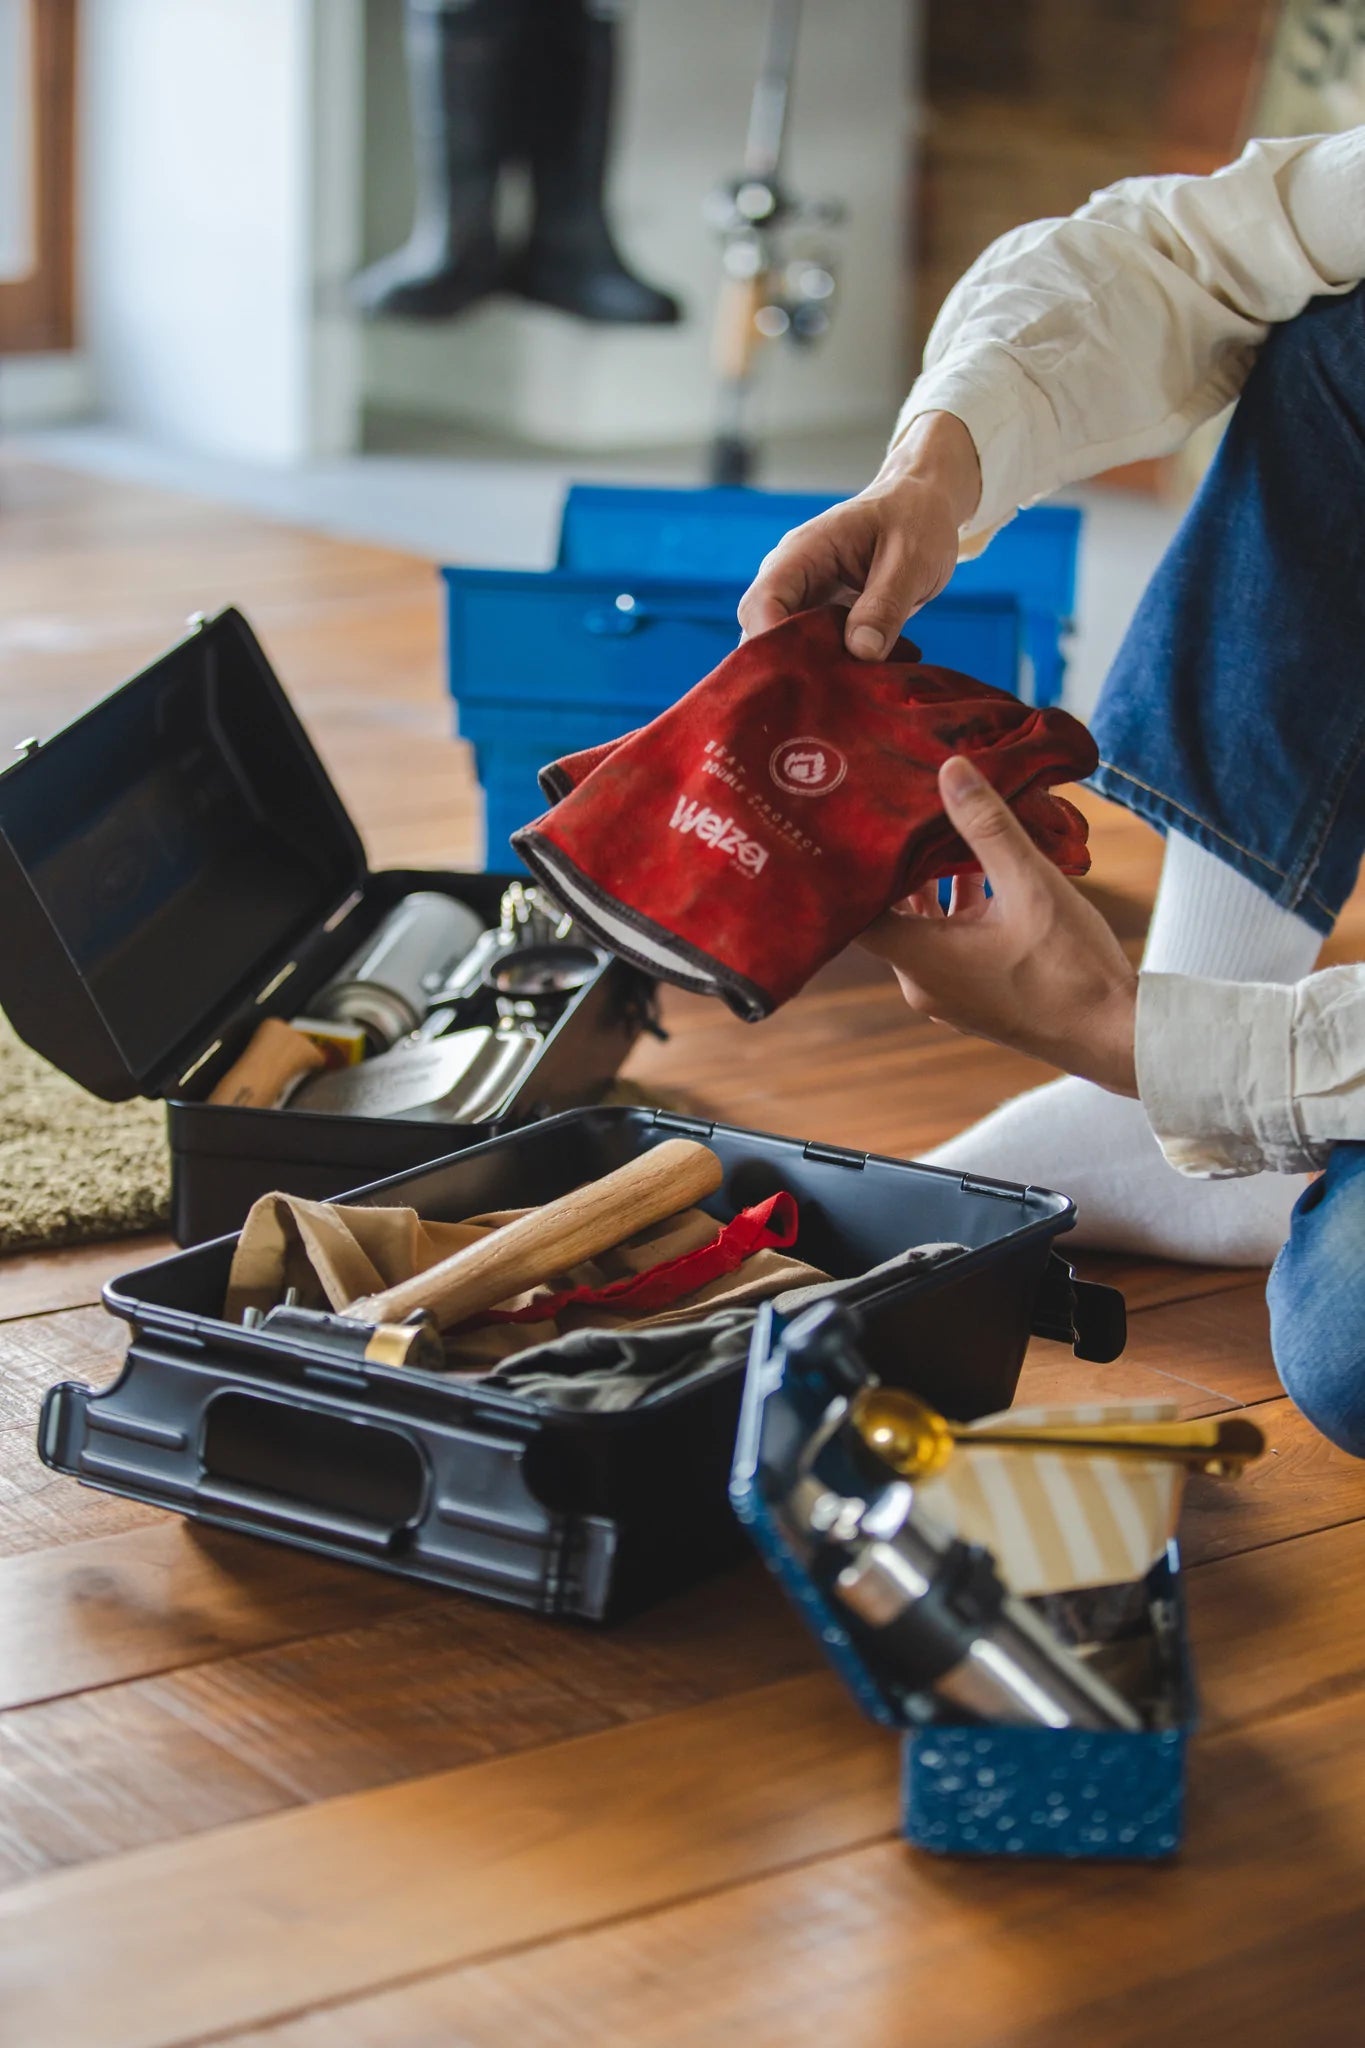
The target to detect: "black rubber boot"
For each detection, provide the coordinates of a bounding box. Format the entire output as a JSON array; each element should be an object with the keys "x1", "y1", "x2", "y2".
[
  {"x1": 352, "y1": 0, "x2": 524, "y2": 322},
  {"x1": 504, "y1": 0, "x2": 681, "y2": 325}
]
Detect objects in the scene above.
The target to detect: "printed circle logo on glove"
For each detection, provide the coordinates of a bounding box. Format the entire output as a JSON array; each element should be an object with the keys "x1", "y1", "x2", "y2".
[{"x1": 769, "y1": 738, "x2": 848, "y2": 797}]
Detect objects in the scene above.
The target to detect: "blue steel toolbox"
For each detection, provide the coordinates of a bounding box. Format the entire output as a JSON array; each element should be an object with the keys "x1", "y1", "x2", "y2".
[
  {"x1": 0, "y1": 608, "x2": 655, "y2": 1248},
  {"x1": 444, "y1": 484, "x2": 1082, "y2": 865},
  {"x1": 38, "y1": 1107, "x2": 1126, "y2": 1624},
  {"x1": 730, "y1": 1302, "x2": 1195, "y2": 1860}
]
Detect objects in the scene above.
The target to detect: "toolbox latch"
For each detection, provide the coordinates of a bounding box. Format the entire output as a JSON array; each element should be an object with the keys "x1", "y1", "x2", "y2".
[
  {"x1": 802, "y1": 1140, "x2": 867, "y2": 1169},
  {"x1": 650, "y1": 1110, "x2": 717, "y2": 1139},
  {"x1": 960, "y1": 1174, "x2": 1027, "y2": 1201}
]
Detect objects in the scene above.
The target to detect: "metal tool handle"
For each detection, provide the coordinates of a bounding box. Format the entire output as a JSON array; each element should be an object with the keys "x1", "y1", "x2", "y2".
[
  {"x1": 963, "y1": 1416, "x2": 1265, "y2": 1470},
  {"x1": 345, "y1": 1139, "x2": 725, "y2": 1333}
]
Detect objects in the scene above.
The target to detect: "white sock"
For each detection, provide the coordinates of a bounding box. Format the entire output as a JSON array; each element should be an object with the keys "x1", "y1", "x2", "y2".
[
  {"x1": 923, "y1": 833, "x2": 1321, "y2": 1265},
  {"x1": 926, "y1": 1077, "x2": 1302, "y2": 1264},
  {"x1": 1142, "y1": 831, "x2": 1321, "y2": 982}
]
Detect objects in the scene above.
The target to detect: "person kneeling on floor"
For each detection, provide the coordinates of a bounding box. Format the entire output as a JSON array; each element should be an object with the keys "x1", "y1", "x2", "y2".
[
  {"x1": 739, "y1": 126, "x2": 1365, "y2": 1271},
  {"x1": 859, "y1": 755, "x2": 1365, "y2": 1459}
]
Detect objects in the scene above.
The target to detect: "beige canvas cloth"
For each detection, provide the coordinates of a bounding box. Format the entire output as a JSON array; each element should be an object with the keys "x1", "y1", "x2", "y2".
[{"x1": 225, "y1": 1191, "x2": 829, "y2": 1371}]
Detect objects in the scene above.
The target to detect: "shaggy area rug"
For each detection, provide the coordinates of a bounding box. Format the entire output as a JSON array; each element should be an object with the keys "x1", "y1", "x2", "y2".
[{"x1": 0, "y1": 1015, "x2": 171, "y2": 1253}]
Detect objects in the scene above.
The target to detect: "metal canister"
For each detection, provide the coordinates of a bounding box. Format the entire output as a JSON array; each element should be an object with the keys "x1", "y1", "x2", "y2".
[{"x1": 312, "y1": 892, "x2": 486, "y2": 1053}]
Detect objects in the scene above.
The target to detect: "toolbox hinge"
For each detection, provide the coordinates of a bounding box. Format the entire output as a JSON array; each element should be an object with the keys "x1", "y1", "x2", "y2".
[
  {"x1": 960, "y1": 1174, "x2": 1027, "y2": 1201},
  {"x1": 802, "y1": 1140, "x2": 867, "y2": 1169},
  {"x1": 650, "y1": 1110, "x2": 717, "y2": 1139}
]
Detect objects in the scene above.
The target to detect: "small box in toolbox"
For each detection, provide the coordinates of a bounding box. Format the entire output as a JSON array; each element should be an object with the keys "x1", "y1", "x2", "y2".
[
  {"x1": 0, "y1": 607, "x2": 654, "y2": 1248},
  {"x1": 730, "y1": 1303, "x2": 1195, "y2": 1861},
  {"x1": 443, "y1": 478, "x2": 1051, "y2": 865},
  {"x1": 38, "y1": 1106, "x2": 1126, "y2": 1624}
]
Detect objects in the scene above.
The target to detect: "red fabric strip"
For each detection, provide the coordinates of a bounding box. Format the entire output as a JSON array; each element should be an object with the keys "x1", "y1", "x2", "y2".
[{"x1": 480, "y1": 1190, "x2": 799, "y2": 1326}]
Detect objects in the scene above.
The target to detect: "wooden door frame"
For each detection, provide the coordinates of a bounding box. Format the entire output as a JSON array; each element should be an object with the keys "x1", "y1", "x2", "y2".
[{"x1": 0, "y1": 0, "x2": 76, "y2": 354}]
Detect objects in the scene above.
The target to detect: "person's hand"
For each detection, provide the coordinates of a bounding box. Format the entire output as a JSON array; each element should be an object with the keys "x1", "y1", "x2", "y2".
[
  {"x1": 736, "y1": 412, "x2": 983, "y2": 660},
  {"x1": 859, "y1": 757, "x2": 1140, "y2": 1094}
]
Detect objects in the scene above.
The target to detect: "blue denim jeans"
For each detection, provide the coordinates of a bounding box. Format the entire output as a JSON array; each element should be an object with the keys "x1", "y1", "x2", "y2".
[
  {"x1": 1085, "y1": 282, "x2": 1365, "y2": 1454},
  {"x1": 1268, "y1": 1146, "x2": 1365, "y2": 1456},
  {"x1": 1090, "y1": 279, "x2": 1365, "y2": 933}
]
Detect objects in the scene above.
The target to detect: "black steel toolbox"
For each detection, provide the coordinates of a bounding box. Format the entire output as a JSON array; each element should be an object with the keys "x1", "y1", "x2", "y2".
[
  {"x1": 0, "y1": 607, "x2": 654, "y2": 1245},
  {"x1": 38, "y1": 1107, "x2": 1126, "y2": 1623}
]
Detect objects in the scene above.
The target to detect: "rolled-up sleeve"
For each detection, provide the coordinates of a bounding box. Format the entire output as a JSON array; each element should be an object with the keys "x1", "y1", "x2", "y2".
[
  {"x1": 896, "y1": 129, "x2": 1365, "y2": 548},
  {"x1": 1137, "y1": 967, "x2": 1365, "y2": 1176}
]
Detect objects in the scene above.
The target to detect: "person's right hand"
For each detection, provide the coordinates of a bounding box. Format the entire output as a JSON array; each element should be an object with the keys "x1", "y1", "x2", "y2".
[
  {"x1": 736, "y1": 410, "x2": 983, "y2": 660},
  {"x1": 860, "y1": 756, "x2": 1139, "y2": 1097}
]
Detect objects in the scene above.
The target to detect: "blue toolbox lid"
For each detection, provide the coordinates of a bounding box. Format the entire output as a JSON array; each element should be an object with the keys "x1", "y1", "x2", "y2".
[
  {"x1": 558, "y1": 484, "x2": 840, "y2": 581},
  {"x1": 0, "y1": 607, "x2": 367, "y2": 1102},
  {"x1": 730, "y1": 1299, "x2": 1191, "y2": 1744},
  {"x1": 730, "y1": 1300, "x2": 915, "y2": 1729},
  {"x1": 557, "y1": 483, "x2": 1082, "y2": 621}
]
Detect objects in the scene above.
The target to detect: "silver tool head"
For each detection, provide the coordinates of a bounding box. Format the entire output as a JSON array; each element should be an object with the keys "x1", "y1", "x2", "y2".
[
  {"x1": 486, "y1": 942, "x2": 601, "y2": 1001},
  {"x1": 292, "y1": 1018, "x2": 541, "y2": 1123}
]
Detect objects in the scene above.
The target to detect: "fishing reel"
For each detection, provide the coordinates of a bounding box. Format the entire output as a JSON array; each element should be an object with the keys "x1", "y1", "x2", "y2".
[{"x1": 705, "y1": 174, "x2": 844, "y2": 348}]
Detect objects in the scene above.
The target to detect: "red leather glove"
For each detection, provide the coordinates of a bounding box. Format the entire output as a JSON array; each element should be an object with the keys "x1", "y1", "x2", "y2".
[
  {"x1": 537, "y1": 731, "x2": 633, "y2": 803},
  {"x1": 514, "y1": 604, "x2": 1097, "y2": 1021}
]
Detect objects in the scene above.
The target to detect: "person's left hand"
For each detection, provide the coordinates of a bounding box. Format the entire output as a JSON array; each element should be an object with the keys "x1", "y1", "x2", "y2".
[{"x1": 859, "y1": 756, "x2": 1140, "y2": 1095}]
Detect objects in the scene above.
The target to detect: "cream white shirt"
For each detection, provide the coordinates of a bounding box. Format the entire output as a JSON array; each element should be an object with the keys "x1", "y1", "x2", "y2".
[
  {"x1": 1137, "y1": 971, "x2": 1365, "y2": 1176},
  {"x1": 899, "y1": 129, "x2": 1365, "y2": 547},
  {"x1": 897, "y1": 130, "x2": 1365, "y2": 1176}
]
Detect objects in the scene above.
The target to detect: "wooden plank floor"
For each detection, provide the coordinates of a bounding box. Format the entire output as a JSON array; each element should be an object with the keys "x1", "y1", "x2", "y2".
[{"x1": 2, "y1": 453, "x2": 1364, "y2": 2047}]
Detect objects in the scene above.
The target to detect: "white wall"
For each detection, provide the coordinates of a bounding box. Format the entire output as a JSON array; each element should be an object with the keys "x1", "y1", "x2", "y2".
[
  {"x1": 0, "y1": 352, "x2": 96, "y2": 427},
  {"x1": 71, "y1": 0, "x2": 912, "y2": 463},
  {"x1": 361, "y1": 0, "x2": 914, "y2": 449},
  {"x1": 79, "y1": 0, "x2": 362, "y2": 463},
  {"x1": 0, "y1": 0, "x2": 34, "y2": 280}
]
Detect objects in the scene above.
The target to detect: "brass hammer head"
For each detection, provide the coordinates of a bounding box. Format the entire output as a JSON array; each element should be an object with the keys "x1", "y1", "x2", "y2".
[{"x1": 242, "y1": 1302, "x2": 445, "y2": 1373}]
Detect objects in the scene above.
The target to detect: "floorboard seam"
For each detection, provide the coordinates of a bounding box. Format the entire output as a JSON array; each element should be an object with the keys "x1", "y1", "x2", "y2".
[
  {"x1": 0, "y1": 1583, "x2": 446, "y2": 1717},
  {"x1": 156, "y1": 1822, "x2": 903, "y2": 2048},
  {"x1": 1186, "y1": 1505, "x2": 1365, "y2": 1571}
]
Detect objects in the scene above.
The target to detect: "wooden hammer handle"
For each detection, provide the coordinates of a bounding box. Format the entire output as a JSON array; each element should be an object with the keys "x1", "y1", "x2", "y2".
[
  {"x1": 345, "y1": 1138, "x2": 725, "y2": 1333},
  {"x1": 208, "y1": 1018, "x2": 326, "y2": 1109}
]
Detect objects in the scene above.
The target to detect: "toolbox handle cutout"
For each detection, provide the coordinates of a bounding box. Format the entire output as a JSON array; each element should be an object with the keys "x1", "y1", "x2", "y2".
[{"x1": 199, "y1": 1391, "x2": 428, "y2": 1548}]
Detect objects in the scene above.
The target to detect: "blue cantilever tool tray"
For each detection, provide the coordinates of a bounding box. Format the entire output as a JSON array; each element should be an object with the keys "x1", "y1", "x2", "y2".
[
  {"x1": 443, "y1": 483, "x2": 1082, "y2": 867},
  {"x1": 730, "y1": 1302, "x2": 1197, "y2": 1862}
]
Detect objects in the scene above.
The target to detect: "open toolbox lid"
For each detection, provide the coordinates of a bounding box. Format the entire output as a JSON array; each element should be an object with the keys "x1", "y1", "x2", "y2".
[
  {"x1": 0, "y1": 607, "x2": 367, "y2": 1103},
  {"x1": 730, "y1": 1298, "x2": 1184, "y2": 1740},
  {"x1": 730, "y1": 1299, "x2": 920, "y2": 1728}
]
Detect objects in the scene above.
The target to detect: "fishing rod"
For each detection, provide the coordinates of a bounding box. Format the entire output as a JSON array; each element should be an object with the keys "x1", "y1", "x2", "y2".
[{"x1": 706, "y1": 0, "x2": 846, "y2": 485}]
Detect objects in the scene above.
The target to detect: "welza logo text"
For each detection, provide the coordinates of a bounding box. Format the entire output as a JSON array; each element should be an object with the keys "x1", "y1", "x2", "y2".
[{"x1": 668, "y1": 796, "x2": 769, "y2": 874}]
